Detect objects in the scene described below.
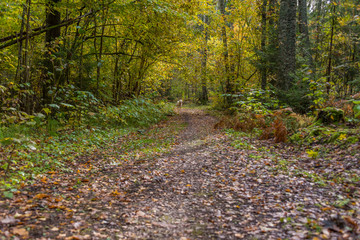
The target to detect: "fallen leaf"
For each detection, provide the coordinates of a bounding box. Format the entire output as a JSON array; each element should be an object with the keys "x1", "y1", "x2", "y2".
[
  {"x1": 136, "y1": 211, "x2": 146, "y2": 217},
  {"x1": 73, "y1": 221, "x2": 82, "y2": 229},
  {"x1": 0, "y1": 216, "x2": 19, "y2": 224},
  {"x1": 33, "y1": 193, "x2": 49, "y2": 199},
  {"x1": 235, "y1": 233, "x2": 245, "y2": 238},
  {"x1": 12, "y1": 228, "x2": 29, "y2": 238}
]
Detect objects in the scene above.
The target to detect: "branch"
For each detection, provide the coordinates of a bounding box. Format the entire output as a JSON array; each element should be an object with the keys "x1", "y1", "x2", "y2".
[
  {"x1": 83, "y1": 36, "x2": 144, "y2": 45},
  {"x1": 0, "y1": 11, "x2": 94, "y2": 50},
  {"x1": 240, "y1": 70, "x2": 257, "y2": 81},
  {"x1": 82, "y1": 52, "x2": 141, "y2": 58}
]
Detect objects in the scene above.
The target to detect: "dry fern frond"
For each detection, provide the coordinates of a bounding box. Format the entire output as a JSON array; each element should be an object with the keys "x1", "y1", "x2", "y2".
[{"x1": 274, "y1": 118, "x2": 287, "y2": 143}]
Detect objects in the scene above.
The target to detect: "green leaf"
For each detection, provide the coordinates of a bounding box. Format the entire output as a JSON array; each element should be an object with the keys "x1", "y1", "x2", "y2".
[
  {"x1": 26, "y1": 144, "x2": 37, "y2": 151},
  {"x1": 34, "y1": 113, "x2": 46, "y2": 119},
  {"x1": 353, "y1": 104, "x2": 360, "y2": 118},
  {"x1": 3, "y1": 191, "x2": 13, "y2": 199},
  {"x1": 60, "y1": 103, "x2": 75, "y2": 108},
  {"x1": 48, "y1": 104, "x2": 60, "y2": 109},
  {"x1": 43, "y1": 108, "x2": 51, "y2": 115},
  {"x1": 26, "y1": 121, "x2": 37, "y2": 126}
]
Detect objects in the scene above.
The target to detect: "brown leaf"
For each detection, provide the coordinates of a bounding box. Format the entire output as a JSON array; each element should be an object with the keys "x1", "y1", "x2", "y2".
[
  {"x1": 0, "y1": 216, "x2": 19, "y2": 224},
  {"x1": 12, "y1": 228, "x2": 29, "y2": 238},
  {"x1": 33, "y1": 193, "x2": 49, "y2": 199}
]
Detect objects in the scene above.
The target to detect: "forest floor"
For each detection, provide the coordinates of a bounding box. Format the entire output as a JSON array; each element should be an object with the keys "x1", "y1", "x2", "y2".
[{"x1": 1, "y1": 108, "x2": 360, "y2": 239}]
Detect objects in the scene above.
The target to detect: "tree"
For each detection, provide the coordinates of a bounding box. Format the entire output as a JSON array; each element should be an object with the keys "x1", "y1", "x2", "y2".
[
  {"x1": 260, "y1": 0, "x2": 268, "y2": 90},
  {"x1": 277, "y1": 0, "x2": 297, "y2": 91},
  {"x1": 218, "y1": 0, "x2": 232, "y2": 104},
  {"x1": 43, "y1": 0, "x2": 62, "y2": 104},
  {"x1": 298, "y1": 0, "x2": 313, "y2": 70},
  {"x1": 199, "y1": 14, "x2": 209, "y2": 104}
]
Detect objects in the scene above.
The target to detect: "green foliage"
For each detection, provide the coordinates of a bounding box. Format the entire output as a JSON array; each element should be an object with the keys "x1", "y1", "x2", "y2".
[
  {"x1": 100, "y1": 98, "x2": 173, "y2": 127},
  {"x1": 289, "y1": 123, "x2": 359, "y2": 147},
  {"x1": 0, "y1": 98, "x2": 174, "y2": 185},
  {"x1": 316, "y1": 107, "x2": 344, "y2": 124},
  {"x1": 275, "y1": 76, "x2": 312, "y2": 114},
  {"x1": 306, "y1": 149, "x2": 319, "y2": 159},
  {"x1": 350, "y1": 100, "x2": 360, "y2": 119},
  {"x1": 231, "y1": 88, "x2": 281, "y2": 114}
]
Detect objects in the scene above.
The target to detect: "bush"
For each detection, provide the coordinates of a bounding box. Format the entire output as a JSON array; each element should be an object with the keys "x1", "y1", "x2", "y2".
[{"x1": 100, "y1": 98, "x2": 173, "y2": 127}]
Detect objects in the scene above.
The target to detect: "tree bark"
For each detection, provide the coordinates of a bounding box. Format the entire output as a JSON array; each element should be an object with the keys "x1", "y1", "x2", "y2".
[
  {"x1": 277, "y1": 0, "x2": 297, "y2": 91},
  {"x1": 260, "y1": 0, "x2": 268, "y2": 90},
  {"x1": 326, "y1": 1, "x2": 336, "y2": 92},
  {"x1": 45, "y1": 0, "x2": 61, "y2": 44},
  {"x1": 43, "y1": 0, "x2": 61, "y2": 105},
  {"x1": 219, "y1": 0, "x2": 232, "y2": 104},
  {"x1": 14, "y1": 3, "x2": 27, "y2": 83},
  {"x1": 314, "y1": 0, "x2": 323, "y2": 63},
  {"x1": 23, "y1": 0, "x2": 32, "y2": 113},
  {"x1": 200, "y1": 14, "x2": 209, "y2": 104},
  {"x1": 96, "y1": 3, "x2": 108, "y2": 97},
  {"x1": 298, "y1": 0, "x2": 313, "y2": 70}
]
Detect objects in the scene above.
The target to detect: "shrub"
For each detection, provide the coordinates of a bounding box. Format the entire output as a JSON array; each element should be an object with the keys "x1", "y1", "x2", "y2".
[{"x1": 100, "y1": 98, "x2": 173, "y2": 127}]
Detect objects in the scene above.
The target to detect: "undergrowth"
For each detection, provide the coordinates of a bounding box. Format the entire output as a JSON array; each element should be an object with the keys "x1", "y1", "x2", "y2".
[{"x1": 0, "y1": 98, "x2": 175, "y2": 189}]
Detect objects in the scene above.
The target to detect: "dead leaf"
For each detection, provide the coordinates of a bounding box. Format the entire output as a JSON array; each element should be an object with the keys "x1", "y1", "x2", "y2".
[
  {"x1": 235, "y1": 233, "x2": 245, "y2": 238},
  {"x1": 72, "y1": 221, "x2": 83, "y2": 229},
  {"x1": 12, "y1": 228, "x2": 29, "y2": 238},
  {"x1": 0, "y1": 216, "x2": 19, "y2": 224},
  {"x1": 136, "y1": 211, "x2": 146, "y2": 217},
  {"x1": 33, "y1": 193, "x2": 49, "y2": 199}
]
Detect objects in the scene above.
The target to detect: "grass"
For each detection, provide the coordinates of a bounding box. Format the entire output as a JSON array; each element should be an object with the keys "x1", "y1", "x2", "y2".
[{"x1": 0, "y1": 99, "x2": 178, "y2": 190}]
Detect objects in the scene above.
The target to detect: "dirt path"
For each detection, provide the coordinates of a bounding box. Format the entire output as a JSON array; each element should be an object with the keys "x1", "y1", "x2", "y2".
[{"x1": 1, "y1": 108, "x2": 359, "y2": 239}]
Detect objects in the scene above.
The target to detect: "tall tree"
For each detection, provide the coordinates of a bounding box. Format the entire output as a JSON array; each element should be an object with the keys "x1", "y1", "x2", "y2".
[
  {"x1": 199, "y1": 14, "x2": 209, "y2": 104},
  {"x1": 260, "y1": 0, "x2": 268, "y2": 90},
  {"x1": 277, "y1": 0, "x2": 297, "y2": 91},
  {"x1": 218, "y1": 0, "x2": 232, "y2": 103},
  {"x1": 326, "y1": 0, "x2": 336, "y2": 92},
  {"x1": 298, "y1": 0, "x2": 313, "y2": 70},
  {"x1": 43, "y1": 0, "x2": 61, "y2": 104}
]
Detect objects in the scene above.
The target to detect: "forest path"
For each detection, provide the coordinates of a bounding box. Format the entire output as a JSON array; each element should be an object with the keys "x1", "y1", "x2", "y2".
[{"x1": 1, "y1": 108, "x2": 359, "y2": 239}]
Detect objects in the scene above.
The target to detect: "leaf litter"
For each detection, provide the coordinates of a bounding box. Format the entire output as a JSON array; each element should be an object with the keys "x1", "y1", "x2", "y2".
[{"x1": 0, "y1": 108, "x2": 359, "y2": 239}]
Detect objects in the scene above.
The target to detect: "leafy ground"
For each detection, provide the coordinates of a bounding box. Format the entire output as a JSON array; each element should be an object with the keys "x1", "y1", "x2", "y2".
[{"x1": 1, "y1": 108, "x2": 360, "y2": 239}]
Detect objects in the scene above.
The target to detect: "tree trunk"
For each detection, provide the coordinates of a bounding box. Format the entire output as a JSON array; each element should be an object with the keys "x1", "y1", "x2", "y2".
[
  {"x1": 43, "y1": 0, "x2": 61, "y2": 105},
  {"x1": 260, "y1": 0, "x2": 268, "y2": 90},
  {"x1": 298, "y1": 0, "x2": 313, "y2": 70},
  {"x1": 14, "y1": 3, "x2": 27, "y2": 84},
  {"x1": 96, "y1": 4, "x2": 107, "y2": 97},
  {"x1": 277, "y1": 0, "x2": 297, "y2": 91},
  {"x1": 219, "y1": 0, "x2": 232, "y2": 104},
  {"x1": 326, "y1": 1, "x2": 336, "y2": 93},
  {"x1": 314, "y1": 0, "x2": 323, "y2": 63},
  {"x1": 23, "y1": 0, "x2": 32, "y2": 113},
  {"x1": 200, "y1": 14, "x2": 209, "y2": 104}
]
